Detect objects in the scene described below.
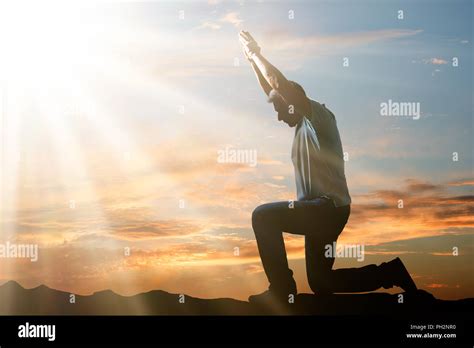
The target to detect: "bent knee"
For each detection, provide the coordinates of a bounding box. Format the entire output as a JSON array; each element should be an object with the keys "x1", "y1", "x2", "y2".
[{"x1": 252, "y1": 203, "x2": 275, "y2": 228}]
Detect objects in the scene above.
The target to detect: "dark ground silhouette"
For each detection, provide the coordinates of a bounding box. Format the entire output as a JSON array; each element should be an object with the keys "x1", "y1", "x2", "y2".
[{"x1": 0, "y1": 280, "x2": 472, "y2": 316}]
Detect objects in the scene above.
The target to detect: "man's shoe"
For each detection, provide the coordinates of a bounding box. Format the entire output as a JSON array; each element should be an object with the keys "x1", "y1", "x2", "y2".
[
  {"x1": 384, "y1": 257, "x2": 417, "y2": 293},
  {"x1": 248, "y1": 288, "x2": 296, "y2": 304},
  {"x1": 248, "y1": 281, "x2": 297, "y2": 304}
]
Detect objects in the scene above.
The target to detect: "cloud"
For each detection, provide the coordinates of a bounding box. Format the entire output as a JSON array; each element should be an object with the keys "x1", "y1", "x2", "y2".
[
  {"x1": 220, "y1": 11, "x2": 243, "y2": 27},
  {"x1": 423, "y1": 58, "x2": 448, "y2": 65},
  {"x1": 263, "y1": 29, "x2": 423, "y2": 54},
  {"x1": 258, "y1": 158, "x2": 284, "y2": 165},
  {"x1": 426, "y1": 283, "x2": 449, "y2": 288},
  {"x1": 447, "y1": 179, "x2": 474, "y2": 187},
  {"x1": 404, "y1": 179, "x2": 441, "y2": 193},
  {"x1": 344, "y1": 179, "x2": 474, "y2": 245},
  {"x1": 238, "y1": 28, "x2": 423, "y2": 71},
  {"x1": 194, "y1": 11, "x2": 243, "y2": 31},
  {"x1": 366, "y1": 234, "x2": 473, "y2": 255},
  {"x1": 264, "y1": 182, "x2": 286, "y2": 189},
  {"x1": 195, "y1": 21, "x2": 222, "y2": 30},
  {"x1": 111, "y1": 219, "x2": 204, "y2": 240}
]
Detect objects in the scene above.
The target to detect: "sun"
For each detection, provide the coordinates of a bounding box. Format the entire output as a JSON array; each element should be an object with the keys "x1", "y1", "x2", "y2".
[
  {"x1": 0, "y1": 0, "x2": 137, "y2": 241},
  {"x1": 0, "y1": 0, "x2": 188, "y2": 239},
  {"x1": 0, "y1": 1, "x2": 103, "y2": 89}
]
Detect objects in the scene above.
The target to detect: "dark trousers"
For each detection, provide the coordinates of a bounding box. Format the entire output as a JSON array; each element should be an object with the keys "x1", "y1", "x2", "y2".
[{"x1": 252, "y1": 198, "x2": 387, "y2": 293}]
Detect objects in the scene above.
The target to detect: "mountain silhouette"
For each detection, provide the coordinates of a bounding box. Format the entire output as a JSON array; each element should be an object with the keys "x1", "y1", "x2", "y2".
[{"x1": 0, "y1": 281, "x2": 472, "y2": 315}]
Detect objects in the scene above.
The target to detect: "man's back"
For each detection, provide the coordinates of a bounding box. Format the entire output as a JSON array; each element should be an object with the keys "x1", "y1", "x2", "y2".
[{"x1": 291, "y1": 99, "x2": 351, "y2": 207}]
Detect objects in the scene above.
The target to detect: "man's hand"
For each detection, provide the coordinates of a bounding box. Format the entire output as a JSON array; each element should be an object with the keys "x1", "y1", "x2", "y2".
[
  {"x1": 240, "y1": 30, "x2": 272, "y2": 95},
  {"x1": 239, "y1": 30, "x2": 261, "y2": 60},
  {"x1": 242, "y1": 46, "x2": 253, "y2": 62},
  {"x1": 239, "y1": 30, "x2": 311, "y2": 117}
]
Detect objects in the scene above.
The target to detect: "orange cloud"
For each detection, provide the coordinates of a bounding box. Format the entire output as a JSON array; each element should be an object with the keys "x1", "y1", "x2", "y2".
[
  {"x1": 423, "y1": 58, "x2": 448, "y2": 65},
  {"x1": 448, "y1": 179, "x2": 474, "y2": 187},
  {"x1": 426, "y1": 283, "x2": 449, "y2": 288}
]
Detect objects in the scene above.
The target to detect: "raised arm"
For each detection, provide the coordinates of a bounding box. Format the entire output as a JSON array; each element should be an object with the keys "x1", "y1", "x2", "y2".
[
  {"x1": 240, "y1": 31, "x2": 311, "y2": 117},
  {"x1": 242, "y1": 44, "x2": 272, "y2": 96},
  {"x1": 250, "y1": 60, "x2": 272, "y2": 96}
]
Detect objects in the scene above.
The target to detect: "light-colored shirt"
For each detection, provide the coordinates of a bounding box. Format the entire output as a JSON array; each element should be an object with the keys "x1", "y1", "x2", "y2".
[{"x1": 291, "y1": 99, "x2": 351, "y2": 207}]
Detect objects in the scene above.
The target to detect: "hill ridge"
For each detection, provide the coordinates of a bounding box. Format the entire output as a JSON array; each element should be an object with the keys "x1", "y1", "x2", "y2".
[{"x1": 0, "y1": 280, "x2": 472, "y2": 315}]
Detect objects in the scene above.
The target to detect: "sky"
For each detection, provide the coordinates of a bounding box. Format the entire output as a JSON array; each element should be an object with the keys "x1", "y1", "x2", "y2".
[{"x1": 0, "y1": 0, "x2": 472, "y2": 302}]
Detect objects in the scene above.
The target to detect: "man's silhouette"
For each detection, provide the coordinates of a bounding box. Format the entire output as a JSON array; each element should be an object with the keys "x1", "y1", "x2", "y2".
[{"x1": 239, "y1": 31, "x2": 417, "y2": 303}]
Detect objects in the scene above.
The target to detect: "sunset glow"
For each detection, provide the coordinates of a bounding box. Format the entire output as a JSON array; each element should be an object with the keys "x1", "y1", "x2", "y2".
[{"x1": 0, "y1": 0, "x2": 472, "y2": 303}]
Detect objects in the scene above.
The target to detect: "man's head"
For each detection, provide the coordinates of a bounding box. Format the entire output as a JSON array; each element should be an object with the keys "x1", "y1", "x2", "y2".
[{"x1": 268, "y1": 81, "x2": 305, "y2": 127}]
